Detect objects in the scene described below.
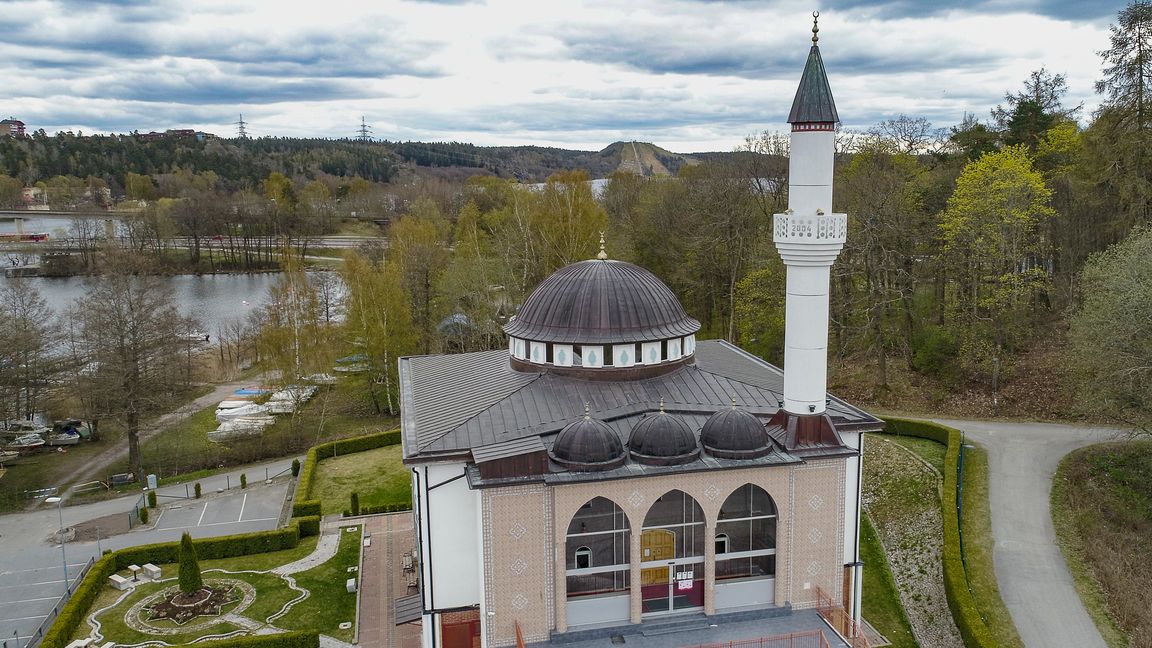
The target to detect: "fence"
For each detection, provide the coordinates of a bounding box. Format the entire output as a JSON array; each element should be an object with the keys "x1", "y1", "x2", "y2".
[
  {"x1": 814, "y1": 587, "x2": 870, "y2": 648},
  {"x1": 689, "y1": 629, "x2": 830, "y2": 648},
  {"x1": 21, "y1": 556, "x2": 95, "y2": 648}
]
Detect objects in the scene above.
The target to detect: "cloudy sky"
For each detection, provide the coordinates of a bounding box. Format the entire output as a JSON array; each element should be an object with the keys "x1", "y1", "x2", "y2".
[{"x1": 2, "y1": 0, "x2": 1128, "y2": 152}]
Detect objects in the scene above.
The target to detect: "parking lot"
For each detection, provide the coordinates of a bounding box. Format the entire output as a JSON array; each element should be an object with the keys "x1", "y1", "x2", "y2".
[{"x1": 0, "y1": 470, "x2": 291, "y2": 647}]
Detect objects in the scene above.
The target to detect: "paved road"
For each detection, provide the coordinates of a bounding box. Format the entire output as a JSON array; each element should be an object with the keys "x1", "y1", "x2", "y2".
[
  {"x1": 0, "y1": 457, "x2": 296, "y2": 647},
  {"x1": 935, "y1": 418, "x2": 1125, "y2": 648}
]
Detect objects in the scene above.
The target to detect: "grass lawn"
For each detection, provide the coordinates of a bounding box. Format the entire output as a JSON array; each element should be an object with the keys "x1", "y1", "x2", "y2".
[
  {"x1": 312, "y1": 444, "x2": 409, "y2": 515},
  {"x1": 959, "y1": 442, "x2": 1023, "y2": 648},
  {"x1": 1052, "y1": 442, "x2": 1149, "y2": 647},
  {"x1": 885, "y1": 435, "x2": 946, "y2": 473},
  {"x1": 0, "y1": 436, "x2": 117, "y2": 512},
  {"x1": 277, "y1": 525, "x2": 362, "y2": 642},
  {"x1": 73, "y1": 527, "x2": 364, "y2": 646},
  {"x1": 860, "y1": 514, "x2": 918, "y2": 647}
]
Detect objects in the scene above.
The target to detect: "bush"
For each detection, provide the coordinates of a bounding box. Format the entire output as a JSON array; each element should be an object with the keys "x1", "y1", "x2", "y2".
[
  {"x1": 291, "y1": 458, "x2": 301, "y2": 477},
  {"x1": 295, "y1": 430, "x2": 402, "y2": 504},
  {"x1": 296, "y1": 515, "x2": 321, "y2": 538},
  {"x1": 292, "y1": 499, "x2": 321, "y2": 518},
  {"x1": 147, "y1": 490, "x2": 157, "y2": 508},
  {"x1": 350, "y1": 492, "x2": 360, "y2": 516},
  {"x1": 178, "y1": 532, "x2": 203, "y2": 594},
  {"x1": 139, "y1": 507, "x2": 149, "y2": 525},
  {"x1": 194, "y1": 482, "x2": 202, "y2": 499},
  {"x1": 881, "y1": 416, "x2": 997, "y2": 648},
  {"x1": 344, "y1": 502, "x2": 412, "y2": 517},
  {"x1": 240, "y1": 473, "x2": 247, "y2": 489},
  {"x1": 911, "y1": 324, "x2": 959, "y2": 381},
  {"x1": 114, "y1": 525, "x2": 300, "y2": 569},
  {"x1": 211, "y1": 631, "x2": 320, "y2": 648}
]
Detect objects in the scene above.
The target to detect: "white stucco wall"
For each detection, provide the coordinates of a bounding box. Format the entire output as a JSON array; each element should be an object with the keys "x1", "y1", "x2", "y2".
[{"x1": 417, "y1": 461, "x2": 482, "y2": 611}]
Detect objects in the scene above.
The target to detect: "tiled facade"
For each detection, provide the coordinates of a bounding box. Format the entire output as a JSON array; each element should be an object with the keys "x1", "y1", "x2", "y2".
[{"x1": 478, "y1": 459, "x2": 847, "y2": 647}]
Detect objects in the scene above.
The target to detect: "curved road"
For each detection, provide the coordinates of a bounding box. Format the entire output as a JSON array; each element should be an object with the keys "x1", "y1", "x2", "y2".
[{"x1": 935, "y1": 418, "x2": 1124, "y2": 648}]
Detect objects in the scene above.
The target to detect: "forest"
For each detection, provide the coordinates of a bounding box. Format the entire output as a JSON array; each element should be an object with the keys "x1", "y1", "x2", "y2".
[{"x1": 2, "y1": 4, "x2": 1151, "y2": 435}]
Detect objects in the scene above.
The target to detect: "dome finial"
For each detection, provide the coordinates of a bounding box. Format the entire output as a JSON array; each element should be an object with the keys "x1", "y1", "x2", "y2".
[
  {"x1": 659, "y1": 397, "x2": 665, "y2": 413},
  {"x1": 597, "y1": 232, "x2": 608, "y2": 260},
  {"x1": 731, "y1": 394, "x2": 738, "y2": 408},
  {"x1": 584, "y1": 402, "x2": 591, "y2": 419},
  {"x1": 811, "y1": 11, "x2": 820, "y2": 44}
]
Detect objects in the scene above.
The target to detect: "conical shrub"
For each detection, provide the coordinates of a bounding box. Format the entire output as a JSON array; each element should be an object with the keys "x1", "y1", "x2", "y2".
[{"x1": 178, "y1": 532, "x2": 203, "y2": 594}]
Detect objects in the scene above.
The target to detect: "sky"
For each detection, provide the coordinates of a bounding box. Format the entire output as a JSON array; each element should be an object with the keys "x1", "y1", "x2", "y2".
[{"x1": 1, "y1": 0, "x2": 1131, "y2": 152}]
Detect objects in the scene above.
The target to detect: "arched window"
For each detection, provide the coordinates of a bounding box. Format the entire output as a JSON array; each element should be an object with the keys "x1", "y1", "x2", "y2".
[
  {"x1": 641, "y1": 490, "x2": 706, "y2": 613},
  {"x1": 566, "y1": 498, "x2": 630, "y2": 600},
  {"x1": 715, "y1": 484, "x2": 777, "y2": 582}
]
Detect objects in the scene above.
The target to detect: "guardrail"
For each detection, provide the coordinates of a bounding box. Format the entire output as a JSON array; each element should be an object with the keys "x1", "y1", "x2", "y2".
[
  {"x1": 814, "y1": 587, "x2": 870, "y2": 648},
  {"x1": 689, "y1": 629, "x2": 831, "y2": 648},
  {"x1": 22, "y1": 557, "x2": 95, "y2": 648}
]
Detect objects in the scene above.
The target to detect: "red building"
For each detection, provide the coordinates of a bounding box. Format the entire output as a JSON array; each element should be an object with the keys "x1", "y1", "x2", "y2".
[{"x1": 0, "y1": 118, "x2": 26, "y2": 137}]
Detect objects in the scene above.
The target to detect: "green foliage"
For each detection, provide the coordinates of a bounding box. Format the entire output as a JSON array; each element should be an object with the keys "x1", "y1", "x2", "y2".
[
  {"x1": 292, "y1": 500, "x2": 322, "y2": 518},
  {"x1": 178, "y1": 532, "x2": 203, "y2": 594},
  {"x1": 1068, "y1": 227, "x2": 1152, "y2": 431},
  {"x1": 344, "y1": 502, "x2": 411, "y2": 517},
  {"x1": 350, "y1": 492, "x2": 360, "y2": 516},
  {"x1": 194, "y1": 482, "x2": 202, "y2": 498},
  {"x1": 734, "y1": 266, "x2": 786, "y2": 364},
  {"x1": 138, "y1": 507, "x2": 149, "y2": 525},
  {"x1": 147, "y1": 490, "x2": 157, "y2": 508},
  {"x1": 296, "y1": 515, "x2": 321, "y2": 538},
  {"x1": 240, "y1": 473, "x2": 247, "y2": 489},
  {"x1": 291, "y1": 458, "x2": 301, "y2": 477},
  {"x1": 39, "y1": 554, "x2": 118, "y2": 648},
  {"x1": 882, "y1": 417, "x2": 999, "y2": 648},
  {"x1": 860, "y1": 515, "x2": 918, "y2": 647},
  {"x1": 205, "y1": 631, "x2": 320, "y2": 648},
  {"x1": 910, "y1": 325, "x2": 959, "y2": 381}
]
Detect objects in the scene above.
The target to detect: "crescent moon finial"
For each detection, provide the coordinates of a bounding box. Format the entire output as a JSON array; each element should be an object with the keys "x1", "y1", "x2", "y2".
[{"x1": 812, "y1": 11, "x2": 820, "y2": 44}]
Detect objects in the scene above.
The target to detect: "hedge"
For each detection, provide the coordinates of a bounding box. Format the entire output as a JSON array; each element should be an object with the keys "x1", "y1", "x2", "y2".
[
  {"x1": 295, "y1": 429, "x2": 402, "y2": 505},
  {"x1": 343, "y1": 502, "x2": 411, "y2": 517},
  {"x1": 210, "y1": 630, "x2": 319, "y2": 648},
  {"x1": 292, "y1": 499, "x2": 322, "y2": 518},
  {"x1": 295, "y1": 515, "x2": 321, "y2": 538},
  {"x1": 41, "y1": 524, "x2": 304, "y2": 648},
  {"x1": 881, "y1": 416, "x2": 996, "y2": 648}
]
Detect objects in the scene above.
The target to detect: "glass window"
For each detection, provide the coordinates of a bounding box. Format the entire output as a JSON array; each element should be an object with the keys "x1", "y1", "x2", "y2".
[
  {"x1": 714, "y1": 485, "x2": 777, "y2": 581},
  {"x1": 567, "y1": 498, "x2": 631, "y2": 600},
  {"x1": 642, "y1": 490, "x2": 705, "y2": 559},
  {"x1": 575, "y1": 546, "x2": 591, "y2": 569}
]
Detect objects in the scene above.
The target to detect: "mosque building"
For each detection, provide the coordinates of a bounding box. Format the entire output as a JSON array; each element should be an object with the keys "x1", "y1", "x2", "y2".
[{"x1": 399, "y1": 16, "x2": 878, "y2": 648}]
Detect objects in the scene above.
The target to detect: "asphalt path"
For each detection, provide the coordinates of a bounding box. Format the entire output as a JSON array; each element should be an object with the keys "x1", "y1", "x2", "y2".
[
  {"x1": 935, "y1": 418, "x2": 1125, "y2": 648},
  {"x1": 0, "y1": 456, "x2": 297, "y2": 647}
]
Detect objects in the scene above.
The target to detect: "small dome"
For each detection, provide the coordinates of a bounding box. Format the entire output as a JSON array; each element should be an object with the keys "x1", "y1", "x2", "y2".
[
  {"x1": 701, "y1": 407, "x2": 773, "y2": 459},
  {"x1": 628, "y1": 411, "x2": 700, "y2": 466},
  {"x1": 503, "y1": 259, "x2": 700, "y2": 344},
  {"x1": 549, "y1": 415, "x2": 626, "y2": 471}
]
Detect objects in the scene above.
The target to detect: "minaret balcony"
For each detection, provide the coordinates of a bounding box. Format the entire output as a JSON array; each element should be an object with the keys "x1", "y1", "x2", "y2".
[{"x1": 773, "y1": 212, "x2": 847, "y2": 265}]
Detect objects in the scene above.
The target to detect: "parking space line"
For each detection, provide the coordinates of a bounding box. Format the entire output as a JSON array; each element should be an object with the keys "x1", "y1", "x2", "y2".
[
  {"x1": 196, "y1": 502, "x2": 209, "y2": 526},
  {"x1": 238, "y1": 493, "x2": 248, "y2": 522},
  {"x1": 0, "y1": 596, "x2": 60, "y2": 605},
  {"x1": 0, "y1": 614, "x2": 49, "y2": 622},
  {"x1": 162, "y1": 517, "x2": 278, "y2": 533},
  {"x1": 0, "y1": 564, "x2": 88, "y2": 577},
  {"x1": 0, "y1": 579, "x2": 65, "y2": 589}
]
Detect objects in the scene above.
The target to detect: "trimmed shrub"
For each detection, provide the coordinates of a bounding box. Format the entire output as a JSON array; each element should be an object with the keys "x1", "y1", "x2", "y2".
[
  {"x1": 291, "y1": 458, "x2": 301, "y2": 477},
  {"x1": 178, "y1": 532, "x2": 203, "y2": 594},
  {"x1": 350, "y1": 492, "x2": 360, "y2": 517},
  {"x1": 296, "y1": 515, "x2": 321, "y2": 538},
  {"x1": 292, "y1": 499, "x2": 321, "y2": 518},
  {"x1": 344, "y1": 502, "x2": 412, "y2": 517},
  {"x1": 211, "y1": 631, "x2": 320, "y2": 648},
  {"x1": 240, "y1": 473, "x2": 247, "y2": 489},
  {"x1": 147, "y1": 490, "x2": 157, "y2": 508},
  {"x1": 194, "y1": 482, "x2": 202, "y2": 499},
  {"x1": 880, "y1": 416, "x2": 997, "y2": 648},
  {"x1": 139, "y1": 507, "x2": 149, "y2": 525}
]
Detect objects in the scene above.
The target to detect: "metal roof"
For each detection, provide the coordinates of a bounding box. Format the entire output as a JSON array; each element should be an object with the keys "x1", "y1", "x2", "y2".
[
  {"x1": 471, "y1": 435, "x2": 545, "y2": 463},
  {"x1": 787, "y1": 45, "x2": 839, "y2": 124},
  {"x1": 400, "y1": 340, "x2": 882, "y2": 461},
  {"x1": 502, "y1": 259, "x2": 700, "y2": 344}
]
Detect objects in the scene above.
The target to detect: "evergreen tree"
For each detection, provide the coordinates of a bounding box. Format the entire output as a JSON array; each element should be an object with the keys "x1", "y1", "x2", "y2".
[{"x1": 178, "y1": 532, "x2": 203, "y2": 595}]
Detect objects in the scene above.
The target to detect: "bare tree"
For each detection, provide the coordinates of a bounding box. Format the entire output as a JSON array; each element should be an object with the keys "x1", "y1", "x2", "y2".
[
  {"x1": 73, "y1": 257, "x2": 199, "y2": 480},
  {"x1": 0, "y1": 281, "x2": 61, "y2": 421}
]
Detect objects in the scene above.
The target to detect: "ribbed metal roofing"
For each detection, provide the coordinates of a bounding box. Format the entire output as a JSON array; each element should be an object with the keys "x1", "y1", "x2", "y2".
[
  {"x1": 787, "y1": 45, "x2": 839, "y2": 124},
  {"x1": 502, "y1": 259, "x2": 700, "y2": 344},
  {"x1": 627, "y1": 412, "x2": 700, "y2": 466}
]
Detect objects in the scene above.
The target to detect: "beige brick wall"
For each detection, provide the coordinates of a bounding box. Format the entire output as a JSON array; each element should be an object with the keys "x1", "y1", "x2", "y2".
[
  {"x1": 480, "y1": 458, "x2": 848, "y2": 645},
  {"x1": 480, "y1": 483, "x2": 554, "y2": 647}
]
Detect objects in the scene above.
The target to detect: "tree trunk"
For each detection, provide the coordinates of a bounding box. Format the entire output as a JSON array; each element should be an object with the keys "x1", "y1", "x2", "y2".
[{"x1": 127, "y1": 409, "x2": 142, "y2": 481}]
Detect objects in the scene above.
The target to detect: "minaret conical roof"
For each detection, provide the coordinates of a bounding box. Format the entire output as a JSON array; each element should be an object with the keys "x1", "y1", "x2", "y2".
[{"x1": 787, "y1": 43, "x2": 838, "y2": 124}]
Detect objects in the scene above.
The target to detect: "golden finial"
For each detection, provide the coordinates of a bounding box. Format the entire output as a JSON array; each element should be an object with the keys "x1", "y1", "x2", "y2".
[
  {"x1": 584, "y1": 402, "x2": 591, "y2": 419},
  {"x1": 597, "y1": 232, "x2": 608, "y2": 260},
  {"x1": 812, "y1": 11, "x2": 820, "y2": 44},
  {"x1": 659, "y1": 397, "x2": 665, "y2": 413},
  {"x1": 731, "y1": 395, "x2": 738, "y2": 408}
]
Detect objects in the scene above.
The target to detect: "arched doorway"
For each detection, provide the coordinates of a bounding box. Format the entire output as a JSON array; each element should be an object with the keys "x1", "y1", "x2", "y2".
[
  {"x1": 565, "y1": 497, "x2": 631, "y2": 626},
  {"x1": 715, "y1": 484, "x2": 778, "y2": 609},
  {"x1": 640, "y1": 490, "x2": 705, "y2": 614}
]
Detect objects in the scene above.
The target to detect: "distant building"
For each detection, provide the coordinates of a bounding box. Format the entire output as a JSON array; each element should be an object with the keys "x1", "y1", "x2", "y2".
[{"x1": 0, "y1": 118, "x2": 26, "y2": 137}]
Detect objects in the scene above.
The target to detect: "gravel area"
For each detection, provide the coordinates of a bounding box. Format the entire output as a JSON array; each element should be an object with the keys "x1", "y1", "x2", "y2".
[{"x1": 863, "y1": 436, "x2": 963, "y2": 648}]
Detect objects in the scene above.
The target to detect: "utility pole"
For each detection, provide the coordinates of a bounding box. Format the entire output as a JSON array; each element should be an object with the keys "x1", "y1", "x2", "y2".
[{"x1": 356, "y1": 116, "x2": 372, "y2": 142}]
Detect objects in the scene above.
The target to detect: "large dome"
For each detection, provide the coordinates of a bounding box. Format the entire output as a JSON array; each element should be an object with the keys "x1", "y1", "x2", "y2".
[{"x1": 503, "y1": 259, "x2": 700, "y2": 344}]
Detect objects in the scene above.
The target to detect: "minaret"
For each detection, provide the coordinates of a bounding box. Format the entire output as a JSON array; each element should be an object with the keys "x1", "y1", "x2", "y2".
[{"x1": 774, "y1": 12, "x2": 846, "y2": 422}]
